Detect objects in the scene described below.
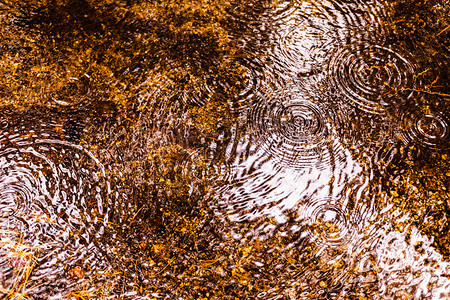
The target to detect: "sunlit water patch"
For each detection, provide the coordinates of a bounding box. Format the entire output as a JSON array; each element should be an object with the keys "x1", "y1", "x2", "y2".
[
  {"x1": 0, "y1": 0, "x2": 448, "y2": 298},
  {"x1": 0, "y1": 111, "x2": 112, "y2": 297},
  {"x1": 216, "y1": 145, "x2": 364, "y2": 237},
  {"x1": 215, "y1": 84, "x2": 367, "y2": 238},
  {"x1": 272, "y1": 19, "x2": 336, "y2": 79},
  {"x1": 257, "y1": 208, "x2": 450, "y2": 299},
  {"x1": 373, "y1": 212, "x2": 450, "y2": 299}
]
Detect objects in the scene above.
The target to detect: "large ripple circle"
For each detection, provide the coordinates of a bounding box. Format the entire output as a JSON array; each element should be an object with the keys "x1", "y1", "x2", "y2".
[
  {"x1": 0, "y1": 118, "x2": 111, "y2": 294},
  {"x1": 250, "y1": 95, "x2": 337, "y2": 169},
  {"x1": 329, "y1": 45, "x2": 417, "y2": 114}
]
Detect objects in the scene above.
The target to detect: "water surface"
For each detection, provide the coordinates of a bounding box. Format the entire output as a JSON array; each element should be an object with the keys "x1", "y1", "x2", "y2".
[{"x1": 0, "y1": 0, "x2": 449, "y2": 299}]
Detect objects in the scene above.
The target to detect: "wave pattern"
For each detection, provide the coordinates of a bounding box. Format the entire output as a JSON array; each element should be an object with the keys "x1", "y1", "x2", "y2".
[
  {"x1": 0, "y1": 116, "x2": 111, "y2": 294},
  {"x1": 274, "y1": 20, "x2": 336, "y2": 78},
  {"x1": 205, "y1": 58, "x2": 263, "y2": 114},
  {"x1": 267, "y1": 0, "x2": 390, "y2": 77}
]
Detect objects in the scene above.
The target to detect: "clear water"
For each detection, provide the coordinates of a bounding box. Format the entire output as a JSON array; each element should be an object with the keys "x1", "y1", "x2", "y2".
[{"x1": 0, "y1": 0, "x2": 449, "y2": 299}]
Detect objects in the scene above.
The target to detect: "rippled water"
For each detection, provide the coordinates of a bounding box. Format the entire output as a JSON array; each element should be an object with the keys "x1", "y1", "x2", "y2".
[
  {"x1": 1, "y1": 0, "x2": 449, "y2": 299},
  {"x1": 0, "y1": 108, "x2": 114, "y2": 297}
]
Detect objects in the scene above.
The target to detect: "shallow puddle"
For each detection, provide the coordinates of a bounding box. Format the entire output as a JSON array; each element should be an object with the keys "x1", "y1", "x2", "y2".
[{"x1": 0, "y1": 0, "x2": 449, "y2": 299}]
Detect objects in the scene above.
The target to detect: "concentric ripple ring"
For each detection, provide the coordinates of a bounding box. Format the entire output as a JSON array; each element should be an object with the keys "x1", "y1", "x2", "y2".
[
  {"x1": 298, "y1": 197, "x2": 358, "y2": 248},
  {"x1": 274, "y1": 20, "x2": 336, "y2": 78},
  {"x1": 329, "y1": 45, "x2": 417, "y2": 114},
  {"x1": 400, "y1": 108, "x2": 450, "y2": 150},
  {"x1": 0, "y1": 119, "x2": 112, "y2": 293},
  {"x1": 250, "y1": 94, "x2": 336, "y2": 169}
]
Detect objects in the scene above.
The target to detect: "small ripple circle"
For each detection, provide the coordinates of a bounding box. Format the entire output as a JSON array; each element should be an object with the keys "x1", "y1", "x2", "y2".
[
  {"x1": 299, "y1": 197, "x2": 357, "y2": 248},
  {"x1": 400, "y1": 108, "x2": 449, "y2": 150}
]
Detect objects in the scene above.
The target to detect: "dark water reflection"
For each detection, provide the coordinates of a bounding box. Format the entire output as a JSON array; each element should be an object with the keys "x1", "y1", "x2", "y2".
[{"x1": 1, "y1": 0, "x2": 449, "y2": 299}]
